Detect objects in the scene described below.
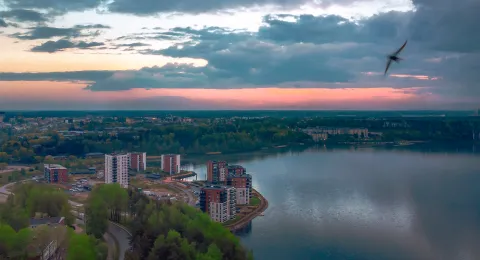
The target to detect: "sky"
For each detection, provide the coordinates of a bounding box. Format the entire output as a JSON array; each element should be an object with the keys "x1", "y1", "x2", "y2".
[{"x1": 0, "y1": 0, "x2": 478, "y2": 110}]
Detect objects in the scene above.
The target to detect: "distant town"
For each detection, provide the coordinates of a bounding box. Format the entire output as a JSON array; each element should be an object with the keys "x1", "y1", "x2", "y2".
[{"x1": 1, "y1": 110, "x2": 480, "y2": 259}]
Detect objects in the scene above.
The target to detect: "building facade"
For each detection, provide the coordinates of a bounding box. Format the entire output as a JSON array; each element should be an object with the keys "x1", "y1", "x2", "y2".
[
  {"x1": 129, "y1": 152, "x2": 146, "y2": 172},
  {"x1": 207, "y1": 160, "x2": 228, "y2": 184},
  {"x1": 105, "y1": 153, "x2": 129, "y2": 188},
  {"x1": 227, "y1": 165, "x2": 246, "y2": 177},
  {"x1": 227, "y1": 174, "x2": 252, "y2": 205},
  {"x1": 44, "y1": 164, "x2": 68, "y2": 183},
  {"x1": 200, "y1": 186, "x2": 236, "y2": 223},
  {"x1": 161, "y1": 154, "x2": 181, "y2": 175}
]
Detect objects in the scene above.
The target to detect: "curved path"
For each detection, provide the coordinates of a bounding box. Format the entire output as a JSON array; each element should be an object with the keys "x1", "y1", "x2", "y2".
[
  {"x1": 225, "y1": 189, "x2": 269, "y2": 231},
  {"x1": 0, "y1": 181, "x2": 132, "y2": 260}
]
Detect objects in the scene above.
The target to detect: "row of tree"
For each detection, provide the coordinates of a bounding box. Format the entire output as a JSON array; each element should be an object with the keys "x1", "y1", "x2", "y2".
[
  {"x1": 85, "y1": 184, "x2": 253, "y2": 260},
  {"x1": 0, "y1": 183, "x2": 107, "y2": 259},
  {"x1": 0, "y1": 119, "x2": 314, "y2": 161}
]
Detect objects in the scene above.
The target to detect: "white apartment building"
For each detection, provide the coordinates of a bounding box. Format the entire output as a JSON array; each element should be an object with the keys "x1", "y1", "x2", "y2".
[
  {"x1": 235, "y1": 187, "x2": 250, "y2": 205},
  {"x1": 105, "y1": 153, "x2": 129, "y2": 188}
]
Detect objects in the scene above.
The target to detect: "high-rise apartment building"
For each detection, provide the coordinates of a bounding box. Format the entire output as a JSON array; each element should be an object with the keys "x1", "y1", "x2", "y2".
[
  {"x1": 227, "y1": 165, "x2": 246, "y2": 177},
  {"x1": 105, "y1": 153, "x2": 129, "y2": 188},
  {"x1": 200, "y1": 186, "x2": 236, "y2": 223},
  {"x1": 128, "y1": 152, "x2": 146, "y2": 172},
  {"x1": 0, "y1": 112, "x2": 4, "y2": 123},
  {"x1": 161, "y1": 154, "x2": 181, "y2": 175},
  {"x1": 206, "y1": 161, "x2": 228, "y2": 184},
  {"x1": 44, "y1": 164, "x2": 68, "y2": 183},
  {"x1": 227, "y1": 174, "x2": 252, "y2": 205}
]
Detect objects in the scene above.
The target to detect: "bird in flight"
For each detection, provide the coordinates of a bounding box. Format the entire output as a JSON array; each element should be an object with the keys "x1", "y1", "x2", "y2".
[{"x1": 384, "y1": 40, "x2": 407, "y2": 75}]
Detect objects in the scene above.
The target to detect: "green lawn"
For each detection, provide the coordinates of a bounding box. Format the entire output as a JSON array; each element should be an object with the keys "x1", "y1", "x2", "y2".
[
  {"x1": 249, "y1": 196, "x2": 261, "y2": 206},
  {"x1": 224, "y1": 216, "x2": 240, "y2": 225}
]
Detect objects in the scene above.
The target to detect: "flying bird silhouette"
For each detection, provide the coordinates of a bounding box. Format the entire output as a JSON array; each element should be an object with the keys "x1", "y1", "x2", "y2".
[{"x1": 384, "y1": 40, "x2": 407, "y2": 75}]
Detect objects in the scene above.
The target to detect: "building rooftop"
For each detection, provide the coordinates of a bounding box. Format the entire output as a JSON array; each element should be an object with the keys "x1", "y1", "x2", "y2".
[
  {"x1": 228, "y1": 165, "x2": 244, "y2": 168},
  {"x1": 106, "y1": 153, "x2": 129, "y2": 156},
  {"x1": 44, "y1": 164, "x2": 66, "y2": 170}
]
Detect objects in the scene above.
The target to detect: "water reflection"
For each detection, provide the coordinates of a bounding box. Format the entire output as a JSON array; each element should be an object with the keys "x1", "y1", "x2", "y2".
[
  {"x1": 234, "y1": 221, "x2": 253, "y2": 236},
  {"x1": 182, "y1": 145, "x2": 480, "y2": 260}
]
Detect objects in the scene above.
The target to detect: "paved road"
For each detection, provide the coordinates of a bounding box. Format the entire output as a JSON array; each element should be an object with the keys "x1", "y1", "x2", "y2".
[
  {"x1": 108, "y1": 222, "x2": 131, "y2": 260},
  {"x1": 165, "y1": 183, "x2": 196, "y2": 206},
  {"x1": 0, "y1": 179, "x2": 30, "y2": 194}
]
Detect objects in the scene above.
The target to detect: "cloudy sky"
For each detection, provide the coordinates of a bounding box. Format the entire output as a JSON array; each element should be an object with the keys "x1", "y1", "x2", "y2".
[{"x1": 0, "y1": 0, "x2": 478, "y2": 110}]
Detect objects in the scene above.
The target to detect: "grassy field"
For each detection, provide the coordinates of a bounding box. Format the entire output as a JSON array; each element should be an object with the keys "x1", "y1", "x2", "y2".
[
  {"x1": 223, "y1": 216, "x2": 240, "y2": 225},
  {"x1": 130, "y1": 178, "x2": 178, "y2": 194},
  {"x1": 250, "y1": 196, "x2": 261, "y2": 206}
]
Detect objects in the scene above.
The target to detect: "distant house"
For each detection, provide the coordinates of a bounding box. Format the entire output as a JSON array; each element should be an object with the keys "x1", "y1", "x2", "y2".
[{"x1": 29, "y1": 217, "x2": 65, "y2": 229}]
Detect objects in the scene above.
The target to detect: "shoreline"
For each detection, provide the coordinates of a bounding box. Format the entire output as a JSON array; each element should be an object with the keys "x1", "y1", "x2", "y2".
[{"x1": 224, "y1": 189, "x2": 268, "y2": 232}]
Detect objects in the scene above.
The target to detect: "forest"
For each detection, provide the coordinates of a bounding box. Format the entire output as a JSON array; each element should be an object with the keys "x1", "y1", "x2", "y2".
[
  {"x1": 2, "y1": 116, "x2": 480, "y2": 164},
  {"x1": 1, "y1": 119, "x2": 312, "y2": 162},
  {"x1": 0, "y1": 183, "x2": 107, "y2": 259},
  {"x1": 86, "y1": 184, "x2": 253, "y2": 260}
]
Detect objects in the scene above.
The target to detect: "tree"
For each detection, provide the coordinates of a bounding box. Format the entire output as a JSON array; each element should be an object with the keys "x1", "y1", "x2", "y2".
[
  {"x1": 85, "y1": 197, "x2": 108, "y2": 239},
  {"x1": 20, "y1": 168, "x2": 26, "y2": 177},
  {"x1": 66, "y1": 232, "x2": 97, "y2": 260},
  {"x1": 0, "y1": 163, "x2": 7, "y2": 170},
  {"x1": 0, "y1": 152, "x2": 9, "y2": 163},
  {"x1": 148, "y1": 230, "x2": 196, "y2": 260}
]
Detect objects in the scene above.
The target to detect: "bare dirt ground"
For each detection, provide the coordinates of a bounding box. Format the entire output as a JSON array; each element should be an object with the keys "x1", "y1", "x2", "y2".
[{"x1": 0, "y1": 166, "x2": 30, "y2": 174}]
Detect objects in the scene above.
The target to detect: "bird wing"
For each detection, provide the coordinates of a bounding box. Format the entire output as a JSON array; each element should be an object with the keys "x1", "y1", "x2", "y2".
[
  {"x1": 384, "y1": 59, "x2": 392, "y2": 75},
  {"x1": 394, "y1": 40, "x2": 408, "y2": 55}
]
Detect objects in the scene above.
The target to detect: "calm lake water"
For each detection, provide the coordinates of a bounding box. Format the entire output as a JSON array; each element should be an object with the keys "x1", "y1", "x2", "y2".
[{"x1": 184, "y1": 144, "x2": 480, "y2": 260}]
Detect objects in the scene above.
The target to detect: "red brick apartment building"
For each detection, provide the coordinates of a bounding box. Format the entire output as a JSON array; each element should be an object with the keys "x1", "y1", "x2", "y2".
[
  {"x1": 199, "y1": 186, "x2": 236, "y2": 223},
  {"x1": 227, "y1": 165, "x2": 246, "y2": 177},
  {"x1": 129, "y1": 152, "x2": 146, "y2": 171},
  {"x1": 206, "y1": 161, "x2": 228, "y2": 184},
  {"x1": 44, "y1": 164, "x2": 68, "y2": 183},
  {"x1": 227, "y1": 174, "x2": 252, "y2": 205},
  {"x1": 161, "y1": 154, "x2": 181, "y2": 175}
]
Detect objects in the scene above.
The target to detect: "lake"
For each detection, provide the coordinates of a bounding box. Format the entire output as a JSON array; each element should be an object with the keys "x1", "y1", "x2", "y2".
[{"x1": 184, "y1": 144, "x2": 480, "y2": 260}]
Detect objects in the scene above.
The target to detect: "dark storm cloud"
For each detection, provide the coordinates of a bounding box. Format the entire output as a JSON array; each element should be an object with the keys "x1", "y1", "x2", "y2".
[
  {"x1": 0, "y1": 70, "x2": 114, "y2": 81},
  {"x1": 409, "y1": 0, "x2": 480, "y2": 53},
  {"x1": 107, "y1": 0, "x2": 365, "y2": 15},
  {"x1": 10, "y1": 24, "x2": 110, "y2": 40},
  {"x1": 0, "y1": 9, "x2": 49, "y2": 23},
  {"x1": 31, "y1": 39, "x2": 105, "y2": 53},
  {"x1": 3, "y1": 0, "x2": 103, "y2": 14},
  {"x1": 74, "y1": 24, "x2": 111, "y2": 29},
  {"x1": 2, "y1": 0, "x2": 478, "y2": 102},
  {"x1": 114, "y1": 42, "x2": 151, "y2": 48},
  {"x1": 0, "y1": 18, "x2": 7, "y2": 27}
]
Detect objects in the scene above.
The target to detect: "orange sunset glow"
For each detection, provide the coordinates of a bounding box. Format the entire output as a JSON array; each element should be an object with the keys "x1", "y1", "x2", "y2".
[{"x1": 0, "y1": 80, "x2": 434, "y2": 109}]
